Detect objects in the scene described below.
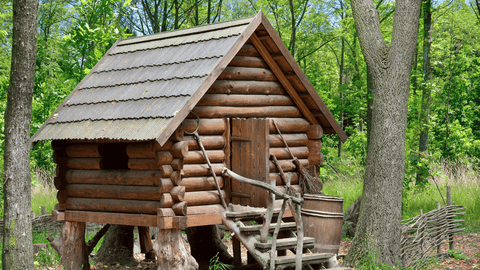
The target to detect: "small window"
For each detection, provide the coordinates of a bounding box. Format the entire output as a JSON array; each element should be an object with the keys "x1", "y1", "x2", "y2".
[{"x1": 101, "y1": 143, "x2": 129, "y2": 170}]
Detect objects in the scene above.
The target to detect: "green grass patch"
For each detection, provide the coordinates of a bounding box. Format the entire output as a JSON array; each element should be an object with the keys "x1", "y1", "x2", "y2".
[
  {"x1": 31, "y1": 166, "x2": 57, "y2": 216},
  {"x1": 321, "y1": 156, "x2": 480, "y2": 233}
]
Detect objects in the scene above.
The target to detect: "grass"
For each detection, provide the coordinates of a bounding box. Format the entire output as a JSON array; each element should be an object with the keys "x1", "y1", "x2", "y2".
[
  {"x1": 31, "y1": 166, "x2": 57, "y2": 216},
  {"x1": 321, "y1": 156, "x2": 480, "y2": 232}
]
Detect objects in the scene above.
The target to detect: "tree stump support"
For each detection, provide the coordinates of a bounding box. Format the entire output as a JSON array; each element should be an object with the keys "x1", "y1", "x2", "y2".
[
  {"x1": 154, "y1": 228, "x2": 199, "y2": 270},
  {"x1": 47, "y1": 221, "x2": 89, "y2": 270}
]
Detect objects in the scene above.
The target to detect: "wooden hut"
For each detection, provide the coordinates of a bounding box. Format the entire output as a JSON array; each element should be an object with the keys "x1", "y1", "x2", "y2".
[{"x1": 31, "y1": 11, "x2": 347, "y2": 270}]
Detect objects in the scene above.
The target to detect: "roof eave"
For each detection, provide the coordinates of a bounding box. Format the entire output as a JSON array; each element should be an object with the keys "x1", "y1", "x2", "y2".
[{"x1": 29, "y1": 37, "x2": 124, "y2": 149}]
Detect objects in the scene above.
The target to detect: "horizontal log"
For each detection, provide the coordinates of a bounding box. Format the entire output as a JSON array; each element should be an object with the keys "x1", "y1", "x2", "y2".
[
  {"x1": 161, "y1": 191, "x2": 227, "y2": 208},
  {"x1": 67, "y1": 158, "x2": 103, "y2": 170},
  {"x1": 185, "y1": 135, "x2": 225, "y2": 150},
  {"x1": 269, "y1": 159, "x2": 309, "y2": 172},
  {"x1": 171, "y1": 159, "x2": 184, "y2": 170},
  {"x1": 269, "y1": 172, "x2": 300, "y2": 186},
  {"x1": 56, "y1": 164, "x2": 67, "y2": 177},
  {"x1": 54, "y1": 176, "x2": 67, "y2": 190},
  {"x1": 66, "y1": 184, "x2": 162, "y2": 201},
  {"x1": 179, "y1": 176, "x2": 224, "y2": 192},
  {"x1": 156, "y1": 151, "x2": 173, "y2": 166},
  {"x1": 66, "y1": 170, "x2": 162, "y2": 186},
  {"x1": 191, "y1": 106, "x2": 302, "y2": 119},
  {"x1": 57, "y1": 190, "x2": 67, "y2": 203},
  {"x1": 158, "y1": 204, "x2": 225, "y2": 217},
  {"x1": 66, "y1": 197, "x2": 161, "y2": 215},
  {"x1": 185, "y1": 150, "x2": 225, "y2": 164},
  {"x1": 307, "y1": 140, "x2": 322, "y2": 166},
  {"x1": 65, "y1": 210, "x2": 157, "y2": 227},
  {"x1": 270, "y1": 147, "x2": 309, "y2": 160},
  {"x1": 182, "y1": 118, "x2": 226, "y2": 135},
  {"x1": 218, "y1": 67, "x2": 277, "y2": 81},
  {"x1": 172, "y1": 202, "x2": 188, "y2": 216},
  {"x1": 65, "y1": 144, "x2": 102, "y2": 158},
  {"x1": 53, "y1": 152, "x2": 68, "y2": 164},
  {"x1": 170, "y1": 186, "x2": 185, "y2": 202},
  {"x1": 183, "y1": 164, "x2": 225, "y2": 178},
  {"x1": 307, "y1": 125, "x2": 323, "y2": 139},
  {"x1": 207, "y1": 80, "x2": 286, "y2": 95},
  {"x1": 170, "y1": 170, "x2": 183, "y2": 186},
  {"x1": 128, "y1": 159, "x2": 171, "y2": 170},
  {"x1": 197, "y1": 94, "x2": 294, "y2": 107},
  {"x1": 170, "y1": 127, "x2": 184, "y2": 142},
  {"x1": 171, "y1": 141, "x2": 188, "y2": 158},
  {"x1": 126, "y1": 141, "x2": 173, "y2": 159},
  {"x1": 268, "y1": 134, "x2": 308, "y2": 147},
  {"x1": 237, "y1": 43, "x2": 260, "y2": 57},
  {"x1": 269, "y1": 118, "x2": 310, "y2": 134},
  {"x1": 228, "y1": 55, "x2": 268, "y2": 68}
]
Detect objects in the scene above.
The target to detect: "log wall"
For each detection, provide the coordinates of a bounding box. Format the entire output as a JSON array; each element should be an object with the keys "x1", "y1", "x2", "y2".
[{"x1": 52, "y1": 42, "x2": 327, "y2": 224}]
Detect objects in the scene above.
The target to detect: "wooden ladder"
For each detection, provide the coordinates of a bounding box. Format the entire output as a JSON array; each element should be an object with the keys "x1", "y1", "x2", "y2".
[{"x1": 222, "y1": 168, "x2": 335, "y2": 270}]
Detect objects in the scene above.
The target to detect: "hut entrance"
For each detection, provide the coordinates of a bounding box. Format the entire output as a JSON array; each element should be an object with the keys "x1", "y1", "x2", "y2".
[{"x1": 230, "y1": 118, "x2": 270, "y2": 208}]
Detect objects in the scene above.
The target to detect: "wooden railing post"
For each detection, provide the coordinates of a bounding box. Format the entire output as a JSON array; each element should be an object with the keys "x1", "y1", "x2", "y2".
[
  {"x1": 447, "y1": 185, "x2": 454, "y2": 251},
  {"x1": 261, "y1": 178, "x2": 275, "y2": 243}
]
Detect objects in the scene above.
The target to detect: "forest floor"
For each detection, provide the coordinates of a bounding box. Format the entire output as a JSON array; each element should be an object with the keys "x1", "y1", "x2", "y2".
[{"x1": 35, "y1": 232, "x2": 479, "y2": 269}]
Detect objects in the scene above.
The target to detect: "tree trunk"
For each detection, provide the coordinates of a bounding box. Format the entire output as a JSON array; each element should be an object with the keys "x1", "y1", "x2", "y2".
[
  {"x1": 96, "y1": 225, "x2": 138, "y2": 266},
  {"x1": 345, "y1": 0, "x2": 421, "y2": 267},
  {"x1": 187, "y1": 225, "x2": 234, "y2": 269},
  {"x1": 416, "y1": 0, "x2": 432, "y2": 186},
  {"x1": 48, "y1": 221, "x2": 89, "y2": 270},
  {"x1": 2, "y1": 0, "x2": 38, "y2": 269},
  {"x1": 155, "y1": 228, "x2": 199, "y2": 270}
]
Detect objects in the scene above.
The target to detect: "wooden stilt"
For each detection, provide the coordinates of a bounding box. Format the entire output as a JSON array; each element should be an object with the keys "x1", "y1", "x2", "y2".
[
  {"x1": 154, "y1": 228, "x2": 198, "y2": 270},
  {"x1": 47, "y1": 221, "x2": 89, "y2": 270}
]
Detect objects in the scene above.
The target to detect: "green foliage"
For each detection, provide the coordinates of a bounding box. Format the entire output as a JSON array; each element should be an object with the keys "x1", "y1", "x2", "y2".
[
  {"x1": 34, "y1": 247, "x2": 62, "y2": 268},
  {"x1": 208, "y1": 253, "x2": 232, "y2": 270},
  {"x1": 448, "y1": 250, "x2": 469, "y2": 260}
]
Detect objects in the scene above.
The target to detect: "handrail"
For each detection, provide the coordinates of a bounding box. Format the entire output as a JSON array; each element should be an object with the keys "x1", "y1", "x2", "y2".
[{"x1": 222, "y1": 168, "x2": 304, "y2": 206}]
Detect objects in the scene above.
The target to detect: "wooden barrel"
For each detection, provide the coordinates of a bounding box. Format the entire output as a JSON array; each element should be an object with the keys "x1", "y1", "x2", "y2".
[
  {"x1": 303, "y1": 194, "x2": 344, "y2": 213},
  {"x1": 301, "y1": 194, "x2": 344, "y2": 254}
]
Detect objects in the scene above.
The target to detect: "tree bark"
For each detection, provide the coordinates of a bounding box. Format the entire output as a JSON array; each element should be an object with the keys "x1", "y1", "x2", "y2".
[
  {"x1": 155, "y1": 228, "x2": 198, "y2": 270},
  {"x1": 345, "y1": 0, "x2": 421, "y2": 267},
  {"x1": 47, "y1": 221, "x2": 89, "y2": 270},
  {"x1": 187, "y1": 225, "x2": 234, "y2": 270},
  {"x1": 2, "y1": 0, "x2": 38, "y2": 269},
  {"x1": 416, "y1": 0, "x2": 432, "y2": 185},
  {"x1": 96, "y1": 225, "x2": 138, "y2": 266}
]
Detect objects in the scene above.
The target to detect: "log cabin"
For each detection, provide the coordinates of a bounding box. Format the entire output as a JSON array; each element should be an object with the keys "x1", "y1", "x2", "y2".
[{"x1": 31, "y1": 11, "x2": 347, "y2": 270}]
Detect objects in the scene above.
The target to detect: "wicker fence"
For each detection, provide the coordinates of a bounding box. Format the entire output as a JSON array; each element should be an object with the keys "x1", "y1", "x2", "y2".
[{"x1": 400, "y1": 186, "x2": 465, "y2": 268}]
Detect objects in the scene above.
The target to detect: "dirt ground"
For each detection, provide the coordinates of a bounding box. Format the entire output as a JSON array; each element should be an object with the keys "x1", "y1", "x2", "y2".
[{"x1": 36, "y1": 232, "x2": 479, "y2": 269}]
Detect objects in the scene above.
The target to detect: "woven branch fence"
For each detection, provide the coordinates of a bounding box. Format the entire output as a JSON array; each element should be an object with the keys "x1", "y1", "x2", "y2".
[{"x1": 400, "y1": 186, "x2": 465, "y2": 268}]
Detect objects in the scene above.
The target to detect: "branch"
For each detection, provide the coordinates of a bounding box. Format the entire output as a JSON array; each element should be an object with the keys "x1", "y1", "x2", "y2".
[
  {"x1": 86, "y1": 224, "x2": 111, "y2": 255},
  {"x1": 297, "y1": 37, "x2": 335, "y2": 61}
]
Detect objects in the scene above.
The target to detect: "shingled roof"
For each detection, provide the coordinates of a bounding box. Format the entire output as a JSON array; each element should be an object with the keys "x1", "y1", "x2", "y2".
[{"x1": 31, "y1": 12, "x2": 347, "y2": 147}]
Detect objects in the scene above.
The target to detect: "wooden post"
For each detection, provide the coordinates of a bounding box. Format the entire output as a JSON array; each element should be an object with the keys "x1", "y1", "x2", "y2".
[
  {"x1": 47, "y1": 221, "x2": 89, "y2": 270},
  {"x1": 436, "y1": 202, "x2": 441, "y2": 255},
  {"x1": 232, "y1": 237, "x2": 242, "y2": 265},
  {"x1": 447, "y1": 185, "x2": 454, "y2": 251},
  {"x1": 260, "y1": 178, "x2": 275, "y2": 243},
  {"x1": 295, "y1": 193, "x2": 303, "y2": 270},
  {"x1": 154, "y1": 228, "x2": 198, "y2": 270}
]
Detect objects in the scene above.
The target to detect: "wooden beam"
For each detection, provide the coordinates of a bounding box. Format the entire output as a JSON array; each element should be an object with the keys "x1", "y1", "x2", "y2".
[
  {"x1": 250, "y1": 33, "x2": 319, "y2": 125},
  {"x1": 64, "y1": 210, "x2": 157, "y2": 227}
]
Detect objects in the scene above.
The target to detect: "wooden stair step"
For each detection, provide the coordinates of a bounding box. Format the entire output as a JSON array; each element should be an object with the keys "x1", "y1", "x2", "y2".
[
  {"x1": 225, "y1": 208, "x2": 286, "y2": 219},
  {"x1": 274, "y1": 253, "x2": 334, "y2": 266},
  {"x1": 239, "y1": 222, "x2": 297, "y2": 233},
  {"x1": 254, "y1": 237, "x2": 315, "y2": 251}
]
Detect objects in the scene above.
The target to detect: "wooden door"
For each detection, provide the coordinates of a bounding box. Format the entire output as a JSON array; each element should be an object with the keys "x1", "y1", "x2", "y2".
[{"x1": 230, "y1": 118, "x2": 270, "y2": 207}]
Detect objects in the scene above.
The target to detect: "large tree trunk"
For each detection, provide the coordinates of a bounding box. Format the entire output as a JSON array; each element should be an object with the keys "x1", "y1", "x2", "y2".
[
  {"x1": 47, "y1": 221, "x2": 89, "y2": 270},
  {"x1": 187, "y1": 225, "x2": 234, "y2": 269},
  {"x1": 2, "y1": 0, "x2": 38, "y2": 269},
  {"x1": 345, "y1": 0, "x2": 421, "y2": 267},
  {"x1": 155, "y1": 228, "x2": 199, "y2": 270},
  {"x1": 416, "y1": 0, "x2": 432, "y2": 185},
  {"x1": 96, "y1": 225, "x2": 138, "y2": 266}
]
